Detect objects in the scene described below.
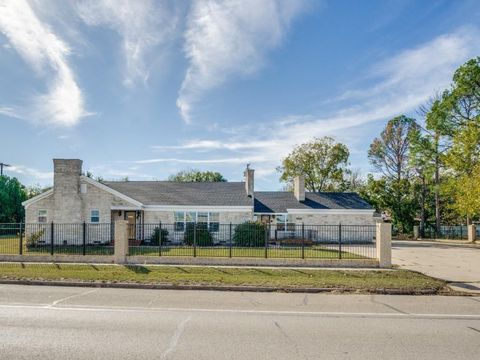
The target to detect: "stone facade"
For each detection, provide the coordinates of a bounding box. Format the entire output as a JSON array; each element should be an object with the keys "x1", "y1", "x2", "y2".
[
  {"x1": 25, "y1": 178, "x2": 133, "y2": 224},
  {"x1": 287, "y1": 213, "x2": 376, "y2": 226},
  {"x1": 23, "y1": 159, "x2": 376, "y2": 245}
]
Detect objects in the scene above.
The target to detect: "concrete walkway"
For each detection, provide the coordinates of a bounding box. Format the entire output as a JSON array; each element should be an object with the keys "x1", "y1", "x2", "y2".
[{"x1": 392, "y1": 240, "x2": 480, "y2": 293}]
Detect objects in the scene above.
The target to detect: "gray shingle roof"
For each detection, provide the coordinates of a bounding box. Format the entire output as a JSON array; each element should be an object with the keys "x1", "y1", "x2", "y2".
[
  {"x1": 103, "y1": 181, "x2": 372, "y2": 211},
  {"x1": 253, "y1": 192, "x2": 373, "y2": 213},
  {"x1": 103, "y1": 181, "x2": 252, "y2": 206}
]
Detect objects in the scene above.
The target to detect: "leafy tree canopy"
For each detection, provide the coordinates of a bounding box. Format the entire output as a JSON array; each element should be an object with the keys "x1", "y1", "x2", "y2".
[
  {"x1": 0, "y1": 175, "x2": 27, "y2": 222},
  {"x1": 278, "y1": 136, "x2": 350, "y2": 192},
  {"x1": 368, "y1": 115, "x2": 419, "y2": 181},
  {"x1": 168, "y1": 169, "x2": 227, "y2": 182}
]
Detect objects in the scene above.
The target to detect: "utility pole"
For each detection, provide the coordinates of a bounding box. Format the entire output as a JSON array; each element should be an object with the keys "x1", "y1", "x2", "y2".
[{"x1": 0, "y1": 162, "x2": 11, "y2": 176}]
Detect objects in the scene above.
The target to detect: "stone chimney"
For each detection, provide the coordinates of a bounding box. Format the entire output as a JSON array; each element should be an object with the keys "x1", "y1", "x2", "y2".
[
  {"x1": 53, "y1": 159, "x2": 83, "y2": 222},
  {"x1": 244, "y1": 165, "x2": 254, "y2": 197},
  {"x1": 294, "y1": 175, "x2": 305, "y2": 202}
]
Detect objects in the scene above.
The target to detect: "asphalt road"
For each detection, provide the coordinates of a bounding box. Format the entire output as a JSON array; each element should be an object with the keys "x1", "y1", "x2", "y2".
[{"x1": 0, "y1": 285, "x2": 479, "y2": 359}]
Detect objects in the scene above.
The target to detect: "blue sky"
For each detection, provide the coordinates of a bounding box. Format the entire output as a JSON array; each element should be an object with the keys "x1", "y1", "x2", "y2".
[{"x1": 1, "y1": 0, "x2": 480, "y2": 189}]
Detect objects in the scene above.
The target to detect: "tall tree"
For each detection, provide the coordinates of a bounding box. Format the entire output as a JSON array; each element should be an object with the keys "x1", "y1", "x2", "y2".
[
  {"x1": 368, "y1": 115, "x2": 418, "y2": 181},
  {"x1": 433, "y1": 57, "x2": 480, "y2": 224},
  {"x1": 368, "y1": 115, "x2": 419, "y2": 233},
  {"x1": 0, "y1": 176, "x2": 27, "y2": 222},
  {"x1": 408, "y1": 127, "x2": 434, "y2": 235},
  {"x1": 278, "y1": 137, "x2": 350, "y2": 192},
  {"x1": 168, "y1": 169, "x2": 227, "y2": 182}
]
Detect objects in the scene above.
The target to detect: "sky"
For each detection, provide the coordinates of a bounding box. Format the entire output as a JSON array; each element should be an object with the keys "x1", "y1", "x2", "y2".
[{"x1": 1, "y1": 0, "x2": 480, "y2": 190}]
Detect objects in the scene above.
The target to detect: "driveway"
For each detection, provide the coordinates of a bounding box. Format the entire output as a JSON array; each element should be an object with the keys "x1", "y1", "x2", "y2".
[{"x1": 393, "y1": 240, "x2": 480, "y2": 292}]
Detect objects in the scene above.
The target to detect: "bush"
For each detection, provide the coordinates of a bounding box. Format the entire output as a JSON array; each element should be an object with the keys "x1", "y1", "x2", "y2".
[
  {"x1": 149, "y1": 227, "x2": 169, "y2": 245},
  {"x1": 277, "y1": 238, "x2": 314, "y2": 247},
  {"x1": 233, "y1": 222, "x2": 266, "y2": 247},
  {"x1": 184, "y1": 223, "x2": 213, "y2": 246},
  {"x1": 26, "y1": 229, "x2": 45, "y2": 248}
]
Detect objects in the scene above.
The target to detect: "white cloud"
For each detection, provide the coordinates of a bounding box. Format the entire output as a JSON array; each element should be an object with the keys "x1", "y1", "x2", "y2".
[
  {"x1": 0, "y1": 0, "x2": 88, "y2": 126},
  {"x1": 177, "y1": 0, "x2": 306, "y2": 123},
  {"x1": 340, "y1": 26, "x2": 479, "y2": 103},
  {"x1": 8, "y1": 165, "x2": 53, "y2": 180},
  {"x1": 76, "y1": 0, "x2": 177, "y2": 88},
  {"x1": 134, "y1": 155, "x2": 267, "y2": 165},
  {"x1": 159, "y1": 27, "x2": 480, "y2": 174}
]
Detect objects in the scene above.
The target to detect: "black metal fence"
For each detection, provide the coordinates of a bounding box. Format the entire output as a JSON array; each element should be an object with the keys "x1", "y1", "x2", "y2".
[
  {"x1": 421, "y1": 225, "x2": 480, "y2": 240},
  {"x1": 0, "y1": 223, "x2": 113, "y2": 255},
  {"x1": 127, "y1": 223, "x2": 377, "y2": 260},
  {"x1": 0, "y1": 222, "x2": 377, "y2": 259}
]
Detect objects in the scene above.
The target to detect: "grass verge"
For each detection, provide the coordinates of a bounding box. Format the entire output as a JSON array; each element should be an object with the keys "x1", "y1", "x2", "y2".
[{"x1": 0, "y1": 263, "x2": 445, "y2": 293}]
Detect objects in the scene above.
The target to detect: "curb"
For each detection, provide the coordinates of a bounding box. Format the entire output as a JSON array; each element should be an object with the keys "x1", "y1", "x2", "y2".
[{"x1": 0, "y1": 279, "x2": 440, "y2": 295}]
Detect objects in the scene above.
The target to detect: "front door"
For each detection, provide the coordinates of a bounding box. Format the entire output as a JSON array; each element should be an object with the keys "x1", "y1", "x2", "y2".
[{"x1": 125, "y1": 211, "x2": 136, "y2": 240}]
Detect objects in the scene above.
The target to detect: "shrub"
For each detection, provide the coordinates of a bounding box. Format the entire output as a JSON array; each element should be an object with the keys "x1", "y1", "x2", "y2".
[
  {"x1": 277, "y1": 238, "x2": 314, "y2": 247},
  {"x1": 233, "y1": 222, "x2": 266, "y2": 247},
  {"x1": 184, "y1": 223, "x2": 213, "y2": 246},
  {"x1": 26, "y1": 229, "x2": 45, "y2": 248},
  {"x1": 149, "y1": 227, "x2": 169, "y2": 245}
]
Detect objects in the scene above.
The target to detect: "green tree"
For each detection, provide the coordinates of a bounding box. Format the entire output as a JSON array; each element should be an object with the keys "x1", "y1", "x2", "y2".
[
  {"x1": 432, "y1": 57, "x2": 480, "y2": 224},
  {"x1": 442, "y1": 164, "x2": 480, "y2": 221},
  {"x1": 168, "y1": 169, "x2": 227, "y2": 182},
  {"x1": 368, "y1": 115, "x2": 418, "y2": 181},
  {"x1": 367, "y1": 116, "x2": 419, "y2": 234},
  {"x1": 278, "y1": 137, "x2": 350, "y2": 192},
  {"x1": 0, "y1": 175, "x2": 28, "y2": 222}
]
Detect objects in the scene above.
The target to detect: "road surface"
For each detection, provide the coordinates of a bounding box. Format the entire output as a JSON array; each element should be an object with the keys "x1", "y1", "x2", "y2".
[
  {"x1": 0, "y1": 285, "x2": 479, "y2": 359},
  {"x1": 393, "y1": 240, "x2": 480, "y2": 292}
]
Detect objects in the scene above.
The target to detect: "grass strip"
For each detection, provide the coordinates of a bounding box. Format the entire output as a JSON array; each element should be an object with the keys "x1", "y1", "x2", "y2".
[{"x1": 0, "y1": 263, "x2": 445, "y2": 293}]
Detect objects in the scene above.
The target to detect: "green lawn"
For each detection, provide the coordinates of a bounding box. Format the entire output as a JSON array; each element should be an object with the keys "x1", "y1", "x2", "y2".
[
  {"x1": 0, "y1": 236, "x2": 113, "y2": 256},
  {"x1": 0, "y1": 237, "x2": 372, "y2": 259},
  {"x1": 0, "y1": 263, "x2": 446, "y2": 292},
  {"x1": 128, "y1": 245, "x2": 369, "y2": 259}
]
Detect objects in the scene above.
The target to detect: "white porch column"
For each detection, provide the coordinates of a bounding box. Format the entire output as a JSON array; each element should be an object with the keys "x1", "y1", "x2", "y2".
[{"x1": 376, "y1": 222, "x2": 392, "y2": 268}]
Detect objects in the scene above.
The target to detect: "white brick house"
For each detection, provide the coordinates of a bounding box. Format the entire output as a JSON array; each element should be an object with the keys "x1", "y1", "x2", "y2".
[{"x1": 23, "y1": 159, "x2": 376, "y2": 242}]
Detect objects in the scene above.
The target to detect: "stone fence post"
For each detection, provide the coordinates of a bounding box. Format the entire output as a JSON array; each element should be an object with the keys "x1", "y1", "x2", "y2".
[
  {"x1": 114, "y1": 220, "x2": 128, "y2": 264},
  {"x1": 376, "y1": 222, "x2": 392, "y2": 268},
  {"x1": 468, "y1": 224, "x2": 476, "y2": 243},
  {"x1": 413, "y1": 225, "x2": 420, "y2": 240}
]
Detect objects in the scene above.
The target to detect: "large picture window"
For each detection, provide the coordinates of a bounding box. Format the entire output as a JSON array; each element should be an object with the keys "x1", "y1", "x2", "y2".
[{"x1": 173, "y1": 211, "x2": 221, "y2": 232}]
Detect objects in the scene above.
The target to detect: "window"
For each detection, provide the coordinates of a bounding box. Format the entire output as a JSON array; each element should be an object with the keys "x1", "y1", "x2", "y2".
[
  {"x1": 186, "y1": 212, "x2": 196, "y2": 223},
  {"x1": 197, "y1": 212, "x2": 208, "y2": 225},
  {"x1": 287, "y1": 223, "x2": 296, "y2": 231},
  {"x1": 209, "y1": 212, "x2": 219, "y2": 232},
  {"x1": 172, "y1": 211, "x2": 220, "y2": 232},
  {"x1": 276, "y1": 214, "x2": 286, "y2": 231},
  {"x1": 90, "y1": 209, "x2": 100, "y2": 223},
  {"x1": 174, "y1": 212, "x2": 185, "y2": 231},
  {"x1": 38, "y1": 209, "x2": 47, "y2": 223}
]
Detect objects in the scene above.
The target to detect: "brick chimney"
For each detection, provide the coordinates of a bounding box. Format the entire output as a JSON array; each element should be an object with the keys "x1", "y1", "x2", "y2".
[
  {"x1": 244, "y1": 165, "x2": 254, "y2": 197},
  {"x1": 294, "y1": 175, "x2": 305, "y2": 202},
  {"x1": 53, "y1": 159, "x2": 83, "y2": 222}
]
